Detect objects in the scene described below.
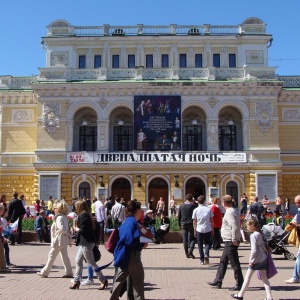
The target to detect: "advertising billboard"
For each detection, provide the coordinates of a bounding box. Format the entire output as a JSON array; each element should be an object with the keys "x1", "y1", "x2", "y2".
[{"x1": 134, "y1": 95, "x2": 181, "y2": 151}]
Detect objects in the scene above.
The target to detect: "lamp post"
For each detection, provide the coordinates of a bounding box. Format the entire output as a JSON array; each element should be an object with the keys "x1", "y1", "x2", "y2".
[
  {"x1": 136, "y1": 175, "x2": 142, "y2": 187},
  {"x1": 174, "y1": 175, "x2": 179, "y2": 187}
]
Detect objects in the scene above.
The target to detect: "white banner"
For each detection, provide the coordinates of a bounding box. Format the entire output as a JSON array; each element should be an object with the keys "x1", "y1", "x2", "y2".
[{"x1": 66, "y1": 152, "x2": 246, "y2": 164}]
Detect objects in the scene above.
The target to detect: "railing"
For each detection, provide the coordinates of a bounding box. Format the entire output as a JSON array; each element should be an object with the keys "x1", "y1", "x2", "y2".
[
  {"x1": 0, "y1": 67, "x2": 282, "y2": 88},
  {"x1": 67, "y1": 24, "x2": 243, "y2": 37}
]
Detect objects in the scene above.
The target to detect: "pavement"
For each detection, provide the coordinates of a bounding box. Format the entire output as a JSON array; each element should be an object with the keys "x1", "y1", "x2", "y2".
[{"x1": 1, "y1": 241, "x2": 300, "y2": 300}]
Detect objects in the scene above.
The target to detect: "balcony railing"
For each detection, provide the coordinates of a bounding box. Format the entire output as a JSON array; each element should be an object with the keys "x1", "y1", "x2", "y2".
[{"x1": 2, "y1": 69, "x2": 298, "y2": 89}]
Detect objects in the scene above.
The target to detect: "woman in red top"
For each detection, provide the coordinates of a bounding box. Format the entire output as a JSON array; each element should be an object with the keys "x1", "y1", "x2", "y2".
[
  {"x1": 34, "y1": 199, "x2": 41, "y2": 216},
  {"x1": 211, "y1": 197, "x2": 223, "y2": 250}
]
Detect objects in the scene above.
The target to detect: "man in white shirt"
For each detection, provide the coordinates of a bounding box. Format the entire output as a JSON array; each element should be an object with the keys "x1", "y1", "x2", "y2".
[
  {"x1": 192, "y1": 195, "x2": 214, "y2": 265},
  {"x1": 111, "y1": 196, "x2": 126, "y2": 229},
  {"x1": 94, "y1": 196, "x2": 106, "y2": 244}
]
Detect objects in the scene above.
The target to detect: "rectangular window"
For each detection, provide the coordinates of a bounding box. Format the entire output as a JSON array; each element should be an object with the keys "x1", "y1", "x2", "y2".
[
  {"x1": 94, "y1": 55, "x2": 101, "y2": 68},
  {"x1": 182, "y1": 126, "x2": 202, "y2": 151},
  {"x1": 79, "y1": 55, "x2": 86, "y2": 69},
  {"x1": 213, "y1": 54, "x2": 220, "y2": 68},
  {"x1": 218, "y1": 125, "x2": 236, "y2": 151},
  {"x1": 128, "y1": 55, "x2": 135, "y2": 68},
  {"x1": 112, "y1": 55, "x2": 120, "y2": 68},
  {"x1": 195, "y1": 54, "x2": 203, "y2": 68},
  {"x1": 113, "y1": 126, "x2": 133, "y2": 151},
  {"x1": 79, "y1": 126, "x2": 97, "y2": 151},
  {"x1": 179, "y1": 54, "x2": 187, "y2": 68},
  {"x1": 146, "y1": 55, "x2": 153, "y2": 68},
  {"x1": 229, "y1": 54, "x2": 236, "y2": 68},
  {"x1": 162, "y1": 54, "x2": 169, "y2": 68}
]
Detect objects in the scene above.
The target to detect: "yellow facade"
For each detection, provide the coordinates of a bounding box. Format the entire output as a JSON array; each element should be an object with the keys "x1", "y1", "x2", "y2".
[{"x1": 1, "y1": 17, "x2": 300, "y2": 211}]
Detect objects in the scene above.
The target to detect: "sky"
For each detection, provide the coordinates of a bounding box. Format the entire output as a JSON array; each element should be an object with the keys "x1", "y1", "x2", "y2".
[{"x1": 1, "y1": 0, "x2": 300, "y2": 77}]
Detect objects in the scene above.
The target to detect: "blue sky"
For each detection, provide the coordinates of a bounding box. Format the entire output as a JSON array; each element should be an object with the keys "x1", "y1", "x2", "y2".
[{"x1": 1, "y1": 0, "x2": 299, "y2": 76}]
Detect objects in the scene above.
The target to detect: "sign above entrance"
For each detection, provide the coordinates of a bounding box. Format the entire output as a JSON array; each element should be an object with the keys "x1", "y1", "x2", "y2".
[{"x1": 67, "y1": 152, "x2": 246, "y2": 164}]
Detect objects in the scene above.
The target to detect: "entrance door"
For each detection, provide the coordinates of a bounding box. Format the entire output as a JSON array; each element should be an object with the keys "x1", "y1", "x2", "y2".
[
  {"x1": 111, "y1": 178, "x2": 131, "y2": 201},
  {"x1": 226, "y1": 181, "x2": 238, "y2": 207},
  {"x1": 148, "y1": 178, "x2": 169, "y2": 215},
  {"x1": 79, "y1": 181, "x2": 91, "y2": 198},
  {"x1": 185, "y1": 177, "x2": 205, "y2": 200}
]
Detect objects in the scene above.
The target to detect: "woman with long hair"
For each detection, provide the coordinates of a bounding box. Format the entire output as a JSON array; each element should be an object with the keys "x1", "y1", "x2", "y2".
[
  {"x1": 231, "y1": 218, "x2": 273, "y2": 300},
  {"x1": 70, "y1": 200, "x2": 107, "y2": 290},
  {"x1": 37, "y1": 201, "x2": 73, "y2": 278},
  {"x1": 110, "y1": 200, "x2": 147, "y2": 300}
]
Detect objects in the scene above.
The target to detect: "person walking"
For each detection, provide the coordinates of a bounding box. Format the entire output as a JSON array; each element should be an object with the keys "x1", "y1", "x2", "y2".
[
  {"x1": 240, "y1": 193, "x2": 247, "y2": 216},
  {"x1": 94, "y1": 196, "x2": 106, "y2": 244},
  {"x1": 7, "y1": 192, "x2": 26, "y2": 245},
  {"x1": 231, "y1": 218, "x2": 273, "y2": 300},
  {"x1": 285, "y1": 194, "x2": 300, "y2": 284},
  {"x1": 248, "y1": 196, "x2": 265, "y2": 228},
  {"x1": 111, "y1": 196, "x2": 126, "y2": 229},
  {"x1": 110, "y1": 200, "x2": 147, "y2": 300},
  {"x1": 37, "y1": 202, "x2": 73, "y2": 278},
  {"x1": 192, "y1": 195, "x2": 214, "y2": 264},
  {"x1": 211, "y1": 197, "x2": 223, "y2": 250},
  {"x1": 208, "y1": 195, "x2": 244, "y2": 290},
  {"x1": 178, "y1": 194, "x2": 198, "y2": 258},
  {"x1": 70, "y1": 200, "x2": 107, "y2": 290}
]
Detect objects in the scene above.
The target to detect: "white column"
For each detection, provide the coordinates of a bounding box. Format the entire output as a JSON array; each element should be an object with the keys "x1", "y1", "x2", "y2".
[
  {"x1": 66, "y1": 120, "x2": 74, "y2": 151},
  {"x1": 242, "y1": 119, "x2": 250, "y2": 150},
  {"x1": 97, "y1": 120, "x2": 109, "y2": 151}
]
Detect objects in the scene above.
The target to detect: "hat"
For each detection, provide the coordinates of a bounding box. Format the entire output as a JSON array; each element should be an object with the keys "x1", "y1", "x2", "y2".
[{"x1": 145, "y1": 210, "x2": 153, "y2": 214}]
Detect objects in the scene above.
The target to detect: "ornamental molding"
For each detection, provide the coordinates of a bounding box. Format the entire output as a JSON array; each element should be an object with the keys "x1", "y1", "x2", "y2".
[
  {"x1": 282, "y1": 108, "x2": 300, "y2": 121},
  {"x1": 42, "y1": 103, "x2": 60, "y2": 135},
  {"x1": 255, "y1": 101, "x2": 273, "y2": 134},
  {"x1": 11, "y1": 109, "x2": 34, "y2": 122}
]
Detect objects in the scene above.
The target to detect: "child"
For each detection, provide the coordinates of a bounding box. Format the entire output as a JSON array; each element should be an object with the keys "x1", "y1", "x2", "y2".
[
  {"x1": 25, "y1": 206, "x2": 31, "y2": 218},
  {"x1": 231, "y1": 219, "x2": 273, "y2": 300},
  {"x1": 0, "y1": 205, "x2": 13, "y2": 267}
]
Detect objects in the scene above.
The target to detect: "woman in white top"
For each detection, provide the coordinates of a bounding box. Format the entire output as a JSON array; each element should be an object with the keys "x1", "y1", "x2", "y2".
[
  {"x1": 37, "y1": 202, "x2": 73, "y2": 278},
  {"x1": 231, "y1": 218, "x2": 273, "y2": 300}
]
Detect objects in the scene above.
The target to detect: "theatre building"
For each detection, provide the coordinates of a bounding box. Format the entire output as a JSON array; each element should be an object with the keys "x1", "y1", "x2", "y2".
[{"x1": 1, "y1": 17, "x2": 300, "y2": 211}]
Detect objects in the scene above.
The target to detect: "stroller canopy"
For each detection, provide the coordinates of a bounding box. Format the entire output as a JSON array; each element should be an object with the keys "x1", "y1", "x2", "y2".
[{"x1": 262, "y1": 223, "x2": 285, "y2": 241}]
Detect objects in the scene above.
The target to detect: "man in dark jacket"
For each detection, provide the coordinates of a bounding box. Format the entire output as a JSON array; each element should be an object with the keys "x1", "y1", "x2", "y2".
[
  {"x1": 178, "y1": 194, "x2": 198, "y2": 258},
  {"x1": 8, "y1": 192, "x2": 26, "y2": 245}
]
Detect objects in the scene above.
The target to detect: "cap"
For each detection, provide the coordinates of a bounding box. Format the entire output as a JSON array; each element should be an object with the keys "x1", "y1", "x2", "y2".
[{"x1": 145, "y1": 210, "x2": 153, "y2": 214}]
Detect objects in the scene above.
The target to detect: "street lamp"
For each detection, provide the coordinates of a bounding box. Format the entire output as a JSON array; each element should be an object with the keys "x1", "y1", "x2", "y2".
[
  {"x1": 212, "y1": 174, "x2": 217, "y2": 187},
  {"x1": 136, "y1": 175, "x2": 142, "y2": 187},
  {"x1": 174, "y1": 175, "x2": 179, "y2": 187},
  {"x1": 99, "y1": 175, "x2": 105, "y2": 187}
]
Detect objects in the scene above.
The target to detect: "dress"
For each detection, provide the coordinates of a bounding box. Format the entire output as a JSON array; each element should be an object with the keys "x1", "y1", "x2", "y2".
[
  {"x1": 110, "y1": 216, "x2": 145, "y2": 300},
  {"x1": 39, "y1": 213, "x2": 73, "y2": 277}
]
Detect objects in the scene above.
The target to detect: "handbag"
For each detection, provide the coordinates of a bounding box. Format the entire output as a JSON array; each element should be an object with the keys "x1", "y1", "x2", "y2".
[
  {"x1": 159, "y1": 224, "x2": 169, "y2": 231},
  {"x1": 257, "y1": 252, "x2": 278, "y2": 280},
  {"x1": 105, "y1": 228, "x2": 119, "y2": 254},
  {"x1": 93, "y1": 245, "x2": 101, "y2": 262}
]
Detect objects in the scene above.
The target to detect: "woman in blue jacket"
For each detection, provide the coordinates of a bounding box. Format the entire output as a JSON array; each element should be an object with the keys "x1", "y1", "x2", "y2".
[{"x1": 110, "y1": 200, "x2": 147, "y2": 300}]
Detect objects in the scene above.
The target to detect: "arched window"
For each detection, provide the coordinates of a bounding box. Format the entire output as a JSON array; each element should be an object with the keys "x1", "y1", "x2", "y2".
[
  {"x1": 226, "y1": 181, "x2": 238, "y2": 206},
  {"x1": 79, "y1": 181, "x2": 91, "y2": 198}
]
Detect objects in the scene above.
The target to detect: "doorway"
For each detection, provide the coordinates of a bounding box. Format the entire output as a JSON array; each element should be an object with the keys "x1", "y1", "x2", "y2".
[
  {"x1": 226, "y1": 181, "x2": 238, "y2": 207},
  {"x1": 111, "y1": 178, "x2": 132, "y2": 201},
  {"x1": 79, "y1": 181, "x2": 91, "y2": 198},
  {"x1": 185, "y1": 177, "x2": 205, "y2": 200},
  {"x1": 148, "y1": 178, "x2": 169, "y2": 215}
]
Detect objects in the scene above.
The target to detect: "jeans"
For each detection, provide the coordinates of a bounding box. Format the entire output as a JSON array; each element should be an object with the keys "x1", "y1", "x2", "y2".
[
  {"x1": 74, "y1": 243, "x2": 105, "y2": 283},
  {"x1": 182, "y1": 224, "x2": 195, "y2": 255},
  {"x1": 214, "y1": 241, "x2": 244, "y2": 287},
  {"x1": 196, "y1": 231, "x2": 211, "y2": 262},
  {"x1": 3, "y1": 242, "x2": 10, "y2": 265},
  {"x1": 292, "y1": 247, "x2": 300, "y2": 280},
  {"x1": 87, "y1": 264, "x2": 93, "y2": 279},
  {"x1": 98, "y1": 221, "x2": 105, "y2": 243}
]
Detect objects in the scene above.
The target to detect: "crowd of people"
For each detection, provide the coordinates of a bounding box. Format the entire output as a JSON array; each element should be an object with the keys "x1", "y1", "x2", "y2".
[{"x1": 0, "y1": 191, "x2": 300, "y2": 300}]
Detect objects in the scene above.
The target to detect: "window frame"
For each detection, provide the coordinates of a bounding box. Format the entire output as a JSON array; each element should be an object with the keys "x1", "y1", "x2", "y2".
[
  {"x1": 146, "y1": 54, "x2": 153, "y2": 68},
  {"x1": 128, "y1": 54, "x2": 135, "y2": 68},
  {"x1": 113, "y1": 125, "x2": 133, "y2": 151},
  {"x1": 79, "y1": 55, "x2": 86, "y2": 69},
  {"x1": 213, "y1": 53, "x2": 220, "y2": 68},
  {"x1": 94, "y1": 55, "x2": 101, "y2": 68},
  {"x1": 112, "y1": 55, "x2": 120, "y2": 68},
  {"x1": 79, "y1": 126, "x2": 97, "y2": 151},
  {"x1": 179, "y1": 54, "x2": 187, "y2": 68},
  {"x1": 161, "y1": 54, "x2": 169, "y2": 68},
  {"x1": 229, "y1": 54, "x2": 236, "y2": 68},
  {"x1": 218, "y1": 125, "x2": 237, "y2": 151},
  {"x1": 195, "y1": 54, "x2": 203, "y2": 68},
  {"x1": 182, "y1": 125, "x2": 202, "y2": 151}
]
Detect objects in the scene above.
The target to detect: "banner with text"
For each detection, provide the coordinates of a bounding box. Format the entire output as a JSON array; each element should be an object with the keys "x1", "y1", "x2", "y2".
[{"x1": 66, "y1": 152, "x2": 246, "y2": 164}]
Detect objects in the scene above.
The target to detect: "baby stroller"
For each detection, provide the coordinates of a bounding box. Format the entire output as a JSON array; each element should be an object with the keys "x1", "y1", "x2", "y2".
[{"x1": 262, "y1": 223, "x2": 295, "y2": 260}]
